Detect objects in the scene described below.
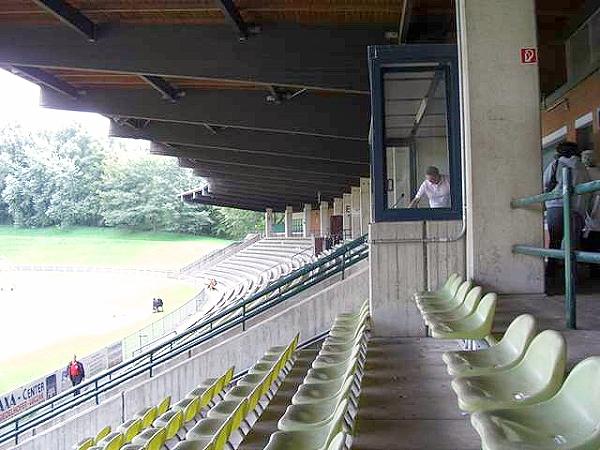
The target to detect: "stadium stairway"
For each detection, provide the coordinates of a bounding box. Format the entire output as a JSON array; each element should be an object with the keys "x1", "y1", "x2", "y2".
[{"x1": 4, "y1": 238, "x2": 368, "y2": 450}]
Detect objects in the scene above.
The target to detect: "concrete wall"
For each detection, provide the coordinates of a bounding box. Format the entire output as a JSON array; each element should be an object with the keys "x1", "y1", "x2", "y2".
[
  {"x1": 11, "y1": 262, "x2": 368, "y2": 450},
  {"x1": 458, "y1": 0, "x2": 545, "y2": 293}
]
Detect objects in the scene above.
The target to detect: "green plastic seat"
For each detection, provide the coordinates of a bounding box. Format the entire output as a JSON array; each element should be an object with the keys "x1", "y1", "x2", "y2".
[
  {"x1": 414, "y1": 273, "x2": 460, "y2": 300},
  {"x1": 326, "y1": 432, "x2": 347, "y2": 450},
  {"x1": 72, "y1": 437, "x2": 94, "y2": 450},
  {"x1": 264, "y1": 400, "x2": 348, "y2": 450},
  {"x1": 291, "y1": 375, "x2": 349, "y2": 405},
  {"x1": 94, "y1": 426, "x2": 112, "y2": 444},
  {"x1": 430, "y1": 293, "x2": 497, "y2": 340},
  {"x1": 304, "y1": 358, "x2": 358, "y2": 385},
  {"x1": 135, "y1": 406, "x2": 158, "y2": 428},
  {"x1": 423, "y1": 286, "x2": 483, "y2": 325},
  {"x1": 416, "y1": 280, "x2": 473, "y2": 314},
  {"x1": 451, "y1": 330, "x2": 566, "y2": 412},
  {"x1": 312, "y1": 347, "x2": 360, "y2": 369},
  {"x1": 117, "y1": 418, "x2": 143, "y2": 443},
  {"x1": 442, "y1": 314, "x2": 537, "y2": 377},
  {"x1": 279, "y1": 377, "x2": 354, "y2": 431},
  {"x1": 471, "y1": 356, "x2": 600, "y2": 450}
]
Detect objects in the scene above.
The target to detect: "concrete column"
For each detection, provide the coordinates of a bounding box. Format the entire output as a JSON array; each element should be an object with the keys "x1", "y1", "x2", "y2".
[
  {"x1": 319, "y1": 201, "x2": 330, "y2": 237},
  {"x1": 265, "y1": 208, "x2": 273, "y2": 238},
  {"x1": 359, "y1": 177, "x2": 371, "y2": 236},
  {"x1": 458, "y1": 0, "x2": 544, "y2": 292},
  {"x1": 284, "y1": 206, "x2": 293, "y2": 238},
  {"x1": 351, "y1": 187, "x2": 361, "y2": 239},
  {"x1": 333, "y1": 197, "x2": 343, "y2": 216},
  {"x1": 302, "y1": 203, "x2": 312, "y2": 238},
  {"x1": 342, "y1": 193, "x2": 352, "y2": 240}
]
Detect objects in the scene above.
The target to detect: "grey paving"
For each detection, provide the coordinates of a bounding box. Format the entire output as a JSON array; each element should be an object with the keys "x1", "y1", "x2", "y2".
[{"x1": 352, "y1": 337, "x2": 479, "y2": 450}]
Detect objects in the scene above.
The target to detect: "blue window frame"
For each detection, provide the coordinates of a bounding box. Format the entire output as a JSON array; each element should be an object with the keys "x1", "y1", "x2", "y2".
[{"x1": 368, "y1": 44, "x2": 462, "y2": 222}]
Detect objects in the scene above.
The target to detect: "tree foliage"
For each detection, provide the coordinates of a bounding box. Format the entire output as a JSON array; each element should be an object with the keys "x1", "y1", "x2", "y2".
[{"x1": 0, "y1": 124, "x2": 262, "y2": 239}]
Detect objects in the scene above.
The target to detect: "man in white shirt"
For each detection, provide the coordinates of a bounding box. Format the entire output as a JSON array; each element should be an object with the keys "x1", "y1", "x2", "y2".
[{"x1": 409, "y1": 166, "x2": 451, "y2": 208}]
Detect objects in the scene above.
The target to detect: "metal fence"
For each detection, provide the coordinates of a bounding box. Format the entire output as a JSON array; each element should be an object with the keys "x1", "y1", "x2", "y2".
[
  {"x1": 0, "y1": 235, "x2": 368, "y2": 446},
  {"x1": 511, "y1": 167, "x2": 600, "y2": 329}
]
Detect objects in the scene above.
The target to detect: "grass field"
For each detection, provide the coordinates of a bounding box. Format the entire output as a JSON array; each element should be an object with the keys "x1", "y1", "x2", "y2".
[
  {"x1": 0, "y1": 226, "x2": 232, "y2": 270},
  {"x1": 0, "y1": 227, "x2": 232, "y2": 393}
]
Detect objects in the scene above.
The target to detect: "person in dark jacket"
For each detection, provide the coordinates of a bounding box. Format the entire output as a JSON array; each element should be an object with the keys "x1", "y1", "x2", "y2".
[{"x1": 67, "y1": 355, "x2": 85, "y2": 395}]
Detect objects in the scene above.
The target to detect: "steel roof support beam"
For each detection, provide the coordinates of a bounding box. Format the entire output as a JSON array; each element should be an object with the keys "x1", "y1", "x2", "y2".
[
  {"x1": 139, "y1": 75, "x2": 184, "y2": 102},
  {"x1": 109, "y1": 121, "x2": 369, "y2": 164},
  {"x1": 215, "y1": 0, "x2": 249, "y2": 40},
  {"x1": 32, "y1": 0, "x2": 97, "y2": 41},
  {"x1": 41, "y1": 88, "x2": 369, "y2": 140},
  {"x1": 0, "y1": 24, "x2": 387, "y2": 92},
  {"x1": 11, "y1": 65, "x2": 80, "y2": 99}
]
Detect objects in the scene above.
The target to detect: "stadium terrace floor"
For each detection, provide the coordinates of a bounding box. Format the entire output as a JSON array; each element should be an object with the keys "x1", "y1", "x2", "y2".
[{"x1": 352, "y1": 292, "x2": 600, "y2": 450}]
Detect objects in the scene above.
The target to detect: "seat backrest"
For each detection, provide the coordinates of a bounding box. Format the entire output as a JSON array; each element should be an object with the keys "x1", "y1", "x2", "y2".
[
  {"x1": 104, "y1": 433, "x2": 124, "y2": 450},
  {"x1": 325, "y1": 399, "x2": 349, "y2": 446},
  {"x1": 494, "y1": 314, "x2": 537, "y2": 361},
  {"x1": 511, "y1": 330, "x2": 566, "y2": 391},
  {"x1": 157, "y1": 396, "x2": 171, "y2": 415},
  {"x1": 94, "y1": 426, "x2": 111, "y2": 444},
  {"x1": 166, "y1": 410, "x2": 184, "y2": 440},
  {"x1": 141, "y1": 406, "x2": 158, "y2": 428},
  {"x1": 440, "y1": 273, "x2": 459, "y2": 294},
  {"x1": 74, "y1": 438, "x2": 94, "y2": 450},
  {"x1": 327, "y1": 432, "x2": 347, "y2": 450},
  {"x1": 183, "y1": 397, "x2": 200, "y2": 422},
  {"x1": 460, "y1": 293, "x2": 497, "y2": 333},
  {"x1": 447, "y1": 276, "x2": 463, "y2": 298},
  {"x1": 147, "y1": 428, "x2": 167, "y2": 450},
  {"x1": 452, "y1": 280, "x2": 473, "y2": 306},
  {"x1": 552, "y1": 357, "x2": 600, "y2": 425},
  {"x1": 124, "y1": 419, "x2": 142, "y2": 443},
  {"x1": 457, "y1": 286, "x2": 483, "y2": 316}
]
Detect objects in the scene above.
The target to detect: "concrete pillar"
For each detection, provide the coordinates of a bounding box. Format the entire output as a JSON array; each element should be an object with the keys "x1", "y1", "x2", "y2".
[
  {"x1": 319, "y1": 201, "x2": 330, "y2": 237},
  {"x1": 342, "y1": 193, "x2": 352, "y2": 240},
  {"x1": 333, "y1": 197, "x2": 343, "y2": 216},
  {"x1": 284, "y1": 206, "x2": 293, "y2": 238},
  {"x1": 264, "y1": 208, "x2": 273, "y2": 238},
  {"x1": 359, "y1": 177, "x2": 371, "y2": 236},
  {"x1": 302, "y1": 203, "x2": 312, "y2": 238},
  {"x1": 351, "y1": 187, "x2": 361, "y2": 239},
  {"x1": 458, "y1": 0, "x2": 544, "y2": 292}
]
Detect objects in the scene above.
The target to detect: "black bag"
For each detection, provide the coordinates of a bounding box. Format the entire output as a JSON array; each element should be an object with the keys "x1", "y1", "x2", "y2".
[{"x1": 544, "y1": 160, "x2": 559, "y2": 193}]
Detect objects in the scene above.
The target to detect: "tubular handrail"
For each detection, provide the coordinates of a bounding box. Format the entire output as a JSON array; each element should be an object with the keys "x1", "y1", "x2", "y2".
[
  {"x1": 511, "y1": 168, "x2": 600, "y2": 330},
  {"x1": 0, "y1": 234, "x2": 368, "y2": 445}
]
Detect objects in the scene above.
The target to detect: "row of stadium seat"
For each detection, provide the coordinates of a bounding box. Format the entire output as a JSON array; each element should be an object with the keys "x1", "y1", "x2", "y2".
[
  {"x1": 73, "y1": 301, "x2": 369, "y2": 450},
  {"x1": 414, "y1": 273, "x2": 600, "y2": 449}
]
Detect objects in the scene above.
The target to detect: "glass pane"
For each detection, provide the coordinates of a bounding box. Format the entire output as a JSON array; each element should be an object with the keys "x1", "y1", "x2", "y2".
[
  {"x1": 591, "y1": 11, "x2": 600, "y2": 63},
  {"x1": 383, "y1": 66, "x2": 451, "y2": 210},
  {"x1": 568, "y1": 25, "x2": 591, "y2": 81}
]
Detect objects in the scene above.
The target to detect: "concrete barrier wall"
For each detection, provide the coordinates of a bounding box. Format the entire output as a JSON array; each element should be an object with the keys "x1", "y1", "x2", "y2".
[{"x1": 10, "y1": 261, "x2": 368, "y2": 450}]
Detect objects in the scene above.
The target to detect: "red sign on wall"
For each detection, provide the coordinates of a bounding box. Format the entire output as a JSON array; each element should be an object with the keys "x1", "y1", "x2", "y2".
[{"x1": 520, "y1": 48, "x2": 538, "y2": 64}]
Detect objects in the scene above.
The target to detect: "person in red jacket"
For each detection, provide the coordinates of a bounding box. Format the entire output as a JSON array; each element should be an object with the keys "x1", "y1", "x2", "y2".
[{"x1": 66, "y1": 355, "x2": 85, "y2": 395}]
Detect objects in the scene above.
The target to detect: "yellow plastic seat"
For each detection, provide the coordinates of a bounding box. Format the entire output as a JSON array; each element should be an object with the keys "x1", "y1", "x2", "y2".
[
  {"x1": 135, "y1": 405, "x2": 158, "y2": 428},
  {"x1": 72, "y1": 437, "x2": 94, "y2": 450},
  {"x1": 153, "y1": 409, "x2": 184, "y2": 441},
  {"x1": 451, "y1": 330, "x2": 566, "y2": 412},
  {"x1": 157, "y1": 395, "x2": 171, "y2": 415},
  {"x1": 96, "y1": 432, "x2": 124, "y2": 450},
  {"x1": 442, "y1": 314, "x2": 536, "y2": 376},
  {"x1": 94, "y1": 426, "x2": 112, "y2": 444},
  {"x1": 430, "y1": 293, "x2": 497, "y2": 340},
  {"x1": 122, "y1": 427, "x2": 167, "y2": 450},
  {"x1": 172, "y1": 396, "x2": 201, "y2": 423},
  {"x1": 117, "y1": 418, "x2": 143, "y2": 443},
  {"x1": 471, "y1": 357, "x2": 600, "y2": 450}
]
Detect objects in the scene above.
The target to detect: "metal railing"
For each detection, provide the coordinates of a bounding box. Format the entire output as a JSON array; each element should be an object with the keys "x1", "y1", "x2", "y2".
[
  {"x1": 511, "y1": 167, "x2": 600, "y2": 329},
  {"x1": 0, "y1": 235, "x2": 368, "y2": 446}
]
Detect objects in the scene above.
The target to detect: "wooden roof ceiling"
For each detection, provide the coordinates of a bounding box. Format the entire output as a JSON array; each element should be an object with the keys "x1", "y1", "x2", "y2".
[{"x1": 0, "y1": 0, "x2": 405, "y2": 26}]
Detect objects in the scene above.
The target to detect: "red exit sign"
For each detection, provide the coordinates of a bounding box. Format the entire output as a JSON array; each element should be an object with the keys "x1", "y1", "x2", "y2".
[{"x1": 520, "y1": 48, "x2": 538, "y2": 64}]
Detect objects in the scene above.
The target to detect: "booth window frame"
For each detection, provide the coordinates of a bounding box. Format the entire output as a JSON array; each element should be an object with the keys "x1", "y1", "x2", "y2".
[{"x1": 368, "y1": 44, "x2": 462, "y2": 222}]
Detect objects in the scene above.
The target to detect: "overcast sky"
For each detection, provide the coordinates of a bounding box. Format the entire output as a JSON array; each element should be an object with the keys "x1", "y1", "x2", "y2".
[{"x1": 0, "y1": 68, "x2": 110, "y2": 136}]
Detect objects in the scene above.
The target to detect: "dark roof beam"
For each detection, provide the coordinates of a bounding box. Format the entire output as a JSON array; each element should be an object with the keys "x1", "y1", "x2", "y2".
[
  {"x1": 31, "y1": 0, "x2": 97, "y2": 41},
  {"x1": 11, "y1": 65, "x2": 80, "y2": 99},
  {"x1": 139, "y1": 75, "x2": 184, "y2": 102}
]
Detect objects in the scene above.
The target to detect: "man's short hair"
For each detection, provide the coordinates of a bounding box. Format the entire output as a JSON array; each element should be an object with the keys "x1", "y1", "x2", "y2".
[
  {"x1": 556, "y1": 141, "x2": 579, "y2": 158},
  {"x1": 425, "y1": 166, "x2": 440, "y2": 176}
]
